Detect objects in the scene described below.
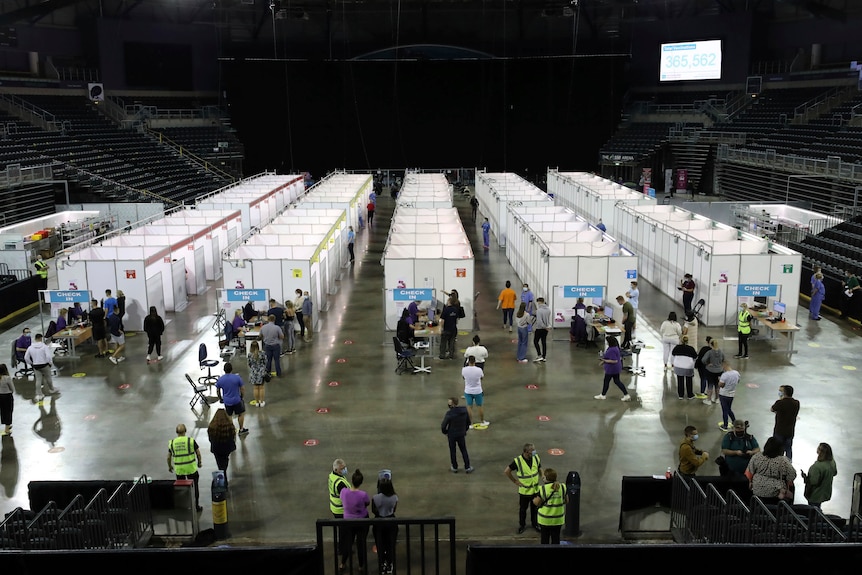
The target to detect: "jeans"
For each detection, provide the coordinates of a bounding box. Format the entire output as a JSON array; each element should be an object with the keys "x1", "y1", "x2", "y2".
[
  {"x1": 340, "y1": 524, "x2": 369, "y2": 568},
  {"x1": 502, "y1": 308, "x2": 514, "y2": 327},
  {"x1": 622, "y1": 320, "x2": 634, "y2": 348},
  {"x1": 33, "y1": 364, "x2": 54, "y2": 395},
  {"x1": 448, "y1": 434, "x2": 470, "y2": 469},
  {"x1": 676, "y1": 374, "x2": 694, "y2": 398},
  {"x1": 773, "y1": 433, "x2": 795, "y2": 460},
  {"x1": 519, "y1": 493, "x2": 539, "y2": 528},
  {"x1": 146, "y1": 336, "x2": 162, "y2": 356},
  {"x1": 517, "y1": 326, "x2": 529, "y2": 360},
  {"x1": 533, "y1": 328, "x2": 548, "y2": 358},
  {"x1": 719, "y1": 395, "x2": 735, "y2": 427},
  {"x1": 296, "y1": 311, "x2": 305, "y2": 338},
  {"x1": 264, "y1": 343, "x2": 282, "y2": 376},
  {"x1": 372, "y1": 523, "x2": 398, "y2": 571},
  {"x1": 439, "y1": 330, "x2": 456, "y2": 359},
  {"x1": 175, "y1": 471, "x2": 200, "y2": 508},
  {"x1": 347, "y1": 242, "x2": 355, "y2": 261},
  {"x1": 283, "y1": 320, "x2": 295, "y2": 351}
]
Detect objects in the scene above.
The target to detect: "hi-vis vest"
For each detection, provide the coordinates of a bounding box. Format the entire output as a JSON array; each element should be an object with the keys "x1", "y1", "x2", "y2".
[
  {"x1": 737, "y1": 310, "x2": 751, "y2": 335},
  {"x1": 34, "y1": 259, "x2": 48, "y2": 279},
  {"x1": 328, "y1": 472, "x2": 350, "y2": 515},
  {"x1": 536, "y1": 483, "x2": 566, "y2": 527},
  {"x1": 169, "y1": 436, "x2": 197, "y2": 476},
  {"x1": 514, "y1": 454, "x2": 541, "y2": 495}
]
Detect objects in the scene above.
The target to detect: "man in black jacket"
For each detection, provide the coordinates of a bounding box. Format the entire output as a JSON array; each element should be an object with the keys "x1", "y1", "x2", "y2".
[{"x1": 441, "y1": 397, "x2": 473, "y2": 473}]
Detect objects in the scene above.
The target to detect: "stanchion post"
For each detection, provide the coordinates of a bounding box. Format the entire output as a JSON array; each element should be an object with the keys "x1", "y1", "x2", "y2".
[{"x1": 212, "y1": 470, "x2": 229, "y2": 539}]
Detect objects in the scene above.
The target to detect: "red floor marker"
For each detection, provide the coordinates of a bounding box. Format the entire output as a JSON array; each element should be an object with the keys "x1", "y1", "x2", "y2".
[
  {"x1": 344, "y1": 340, "x2": 353, "y2": 345},
  {"x1": 316, "y1": 407, "x2": 330, "y2": 414},
  {"x1": 118, "y1": 384, "x2": 130, "y2": 390},
  {"x1": 84, "y1": 415, "x2": 97, "y2": 421},
  {"x1": 547, "y1": 448, "x2": 565, "y2": 456},
  {"x1": 537, "y1": 415, "x2": 551, "y2": 421},
  {"x1": 304, "y1": 439, "x2": 319, "y2": 447},
  {"x1": 337, "y1": 358, "x2": 347, "y2": 363},
  {"x1": 526, "y1": 384, "x2": 539, "y2": 390},
  {"x1": 328, "y1": 381, "x2": 340, "y2": 387}
]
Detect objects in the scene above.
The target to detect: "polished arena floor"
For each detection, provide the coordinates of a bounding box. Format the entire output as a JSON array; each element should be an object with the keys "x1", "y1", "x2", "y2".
[{"x1": 1, "y1": 190, "x2": 860, "y2": 546}]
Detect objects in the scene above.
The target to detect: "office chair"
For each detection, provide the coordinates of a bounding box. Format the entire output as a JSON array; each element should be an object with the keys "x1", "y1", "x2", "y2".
[
  {"x1": 186, "y1": 373, "x2": 210, "y2": 409},
  {"x1": 393, "y1": 337, "x2": 416, "y2": 375},
  {"x1": 11, "y1": 340, "x2": 33, "y2": 380},
  {"x1": 198, "y1": 343, "x2": 220, "y2": 386}
]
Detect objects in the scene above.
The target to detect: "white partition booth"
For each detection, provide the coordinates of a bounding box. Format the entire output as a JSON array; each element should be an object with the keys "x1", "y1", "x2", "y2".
[
  {"x1": 222, "y1": 208, "x2": 347, "y2": 327},
  {"x1": 195, "y1": 173, "x2": 305, "y2": 235},
  {"x1": 295, "y1": 172, "x2": 371, "y2": 232},
  {"x1": 547, "y1": 170, "x2": 655, "y2": 233},
  {"x1": 382, "y1": 207, "x2": 474, "y2": 330},
  {"x1": 474, "y1": 171, "x2": 552, "y2": 247},
  {"x1": 156, "y1": 208, "x2": 243, "y2": 281},
  {"x1": 397, "y1": 173, "x2": 454, "y2": 208},
  {"x1": 505, "y1": 205, "x2": 638, "y2": 330},
  {"x1": 613, "y1": 203, "x2": 802, "y2": 326}
]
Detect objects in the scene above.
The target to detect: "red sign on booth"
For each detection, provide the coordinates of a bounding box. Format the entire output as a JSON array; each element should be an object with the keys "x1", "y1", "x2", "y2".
[
  {"x1": 455, "y1": 268, "x2": 466, "y2": 278},
  {"x1": 125, "y1": 270, "x2": 136, "y2": 279}
]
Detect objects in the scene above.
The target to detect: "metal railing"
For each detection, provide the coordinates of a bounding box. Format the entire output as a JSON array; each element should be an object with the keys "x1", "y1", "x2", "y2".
[
  {"x1": 0, "y1": 93, "x2": 55, "y2": 130},
  {"x1": 145, "y1": 128, "x2": 237, "y2": 182},
  {"x1": 718, "y1": 146, "x2": 862, "y2": 184}
]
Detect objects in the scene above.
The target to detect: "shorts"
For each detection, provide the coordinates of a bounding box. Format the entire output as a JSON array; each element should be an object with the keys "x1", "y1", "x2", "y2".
[
  {"x1": 93, "y1": 328, "x2": 107, "y2": 341},
  {"x1": 225, "y1": 401, "x2": 245, "y2": 416},
  {"x1": 111, "y1": 333, "x2": 125, "y2": 345},
  {"x1": 465, "y1": 392, "x2": 484, "y2": 406}
]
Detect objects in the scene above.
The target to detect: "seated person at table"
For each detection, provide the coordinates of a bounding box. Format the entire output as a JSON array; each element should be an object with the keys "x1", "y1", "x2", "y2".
[
  {"x1": 68, "y1": 302, "x2": 85, "y2": 324},
  {"x1": 584, "y1": 306, "x2": 596, "y2": 341},
  {"x1": 242, "y1": 301, "x2": 259, "y2": 323},
  {"x1": 407, "y1": 300, "x2": 422, "y2": 325},
  {"x1": 232, "y1": 309, "x2": 248, "y2": 334},
  {"x1": 56, "y1": 308, "x2": 68, "y2": 332},
  {"x1": 396, "y1": 308, "x2": 416, "y2": 346},
  {"x1": 574, "y1": 297, "x2": 586, "y2": 312},
  {"x1": 570, "y1": 314, "x2": 587, "y2": 343}
]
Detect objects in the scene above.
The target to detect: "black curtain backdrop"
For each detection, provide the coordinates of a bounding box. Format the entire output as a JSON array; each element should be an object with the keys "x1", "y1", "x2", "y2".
[{"x1": 224, "y1": 57, "x2": 626, "y2": 181}]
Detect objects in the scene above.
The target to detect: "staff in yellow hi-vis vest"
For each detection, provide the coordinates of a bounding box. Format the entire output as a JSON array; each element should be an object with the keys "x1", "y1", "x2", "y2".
[
  {"x1": 34, "y1": 255, "x2": 48, "y2": 290},
  {"x1": 504, "y1": 442, "x2": 542, "y2": 534},
  {"x1": 533, "y1": 468, "x2": 568, "y2": 545},
  {"x1": 735, "y1": 302, "x2": 752, "y2": 360},
  {"x1": 167, "y1": 423, "x2": 203, "y2": 512}
]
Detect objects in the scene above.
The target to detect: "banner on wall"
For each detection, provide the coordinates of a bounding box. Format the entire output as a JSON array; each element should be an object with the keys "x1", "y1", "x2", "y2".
[
  {"x1": 641, "y1": 168, "x2": 652, "y2": 194},
  {"x1": 45, "y1": 290, "x2": 91, "y2": 304},
  {"x1": 225, "y1": 289, "x2": 270, "y2": 302},
  {"x1": 736, "y1": 284, "x2": 778, "y2": 297},
  {"x1": 675, "y1": 169, "x2": 688, "y2": 192},
  {"x1": 562, "y1": 285, "x2": 604, "y2": 299},
  {"x1": 393, "y1": 288, "x2": 433, "y2": 301}
]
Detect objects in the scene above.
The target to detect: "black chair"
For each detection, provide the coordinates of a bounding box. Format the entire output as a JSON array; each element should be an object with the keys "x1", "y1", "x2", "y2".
[
  {"x1": 198, "y1": 343, "x2": 220, "y2": 386},
  {"x1": 393, "y1": 337, "x2": 416, "y2": 375},
  {"x1": 186, "y1": 373, "x2": 210, "y2": 409}
]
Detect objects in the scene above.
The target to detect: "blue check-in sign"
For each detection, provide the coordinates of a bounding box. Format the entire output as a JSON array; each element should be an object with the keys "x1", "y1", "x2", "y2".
[
  {"x1": 563, "y1": 285, "x2": 604, "y2": 298},
  {"x1": 393, "y1": 288, "x2": 433, "y2": 301},
  {"x1": 47, "y1": 290, "x2": 91, "y2": 303},
  {"x1": 736, "y1": 284, "x2": 778, "y2": 297},
  {"x1": 226, "y1": 289, "x2": 267, "y2": 302}
]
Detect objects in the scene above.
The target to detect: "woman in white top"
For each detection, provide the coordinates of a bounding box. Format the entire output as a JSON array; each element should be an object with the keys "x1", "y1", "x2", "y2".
[
  {"x1": 659, "y1": 311, "x2": 683, "y2": 369},
  {"x1": 515, "y1": 302, "x2": 533, "y2": 363},
  {"x1": 464, "y1": 334, "x2": 489, "y2": 370}
]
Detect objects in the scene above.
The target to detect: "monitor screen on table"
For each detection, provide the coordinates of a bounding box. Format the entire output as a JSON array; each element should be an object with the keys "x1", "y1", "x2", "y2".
[{"x1": 773, "y1": 301, "x2": 786, "y2": 315}]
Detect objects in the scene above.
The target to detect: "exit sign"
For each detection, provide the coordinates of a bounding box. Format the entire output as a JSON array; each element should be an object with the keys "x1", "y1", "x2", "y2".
[{"x1": 783, "y1": 264, "x2": 793, "y2": 273}]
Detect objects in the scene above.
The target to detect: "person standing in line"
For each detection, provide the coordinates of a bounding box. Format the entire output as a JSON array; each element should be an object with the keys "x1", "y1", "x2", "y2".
[
  {"x1": 328, "y1": 459, "x2": 351, "y2": 518},
  {"x1": 481, "y1": 217, "x2": 491, "y2": 250},
  {"x1": 497, "y1": 280, "x2": 517, "y2": 332},
  {"x1": 702, "y1": 338, "x2": 725, "y2": 405},
  {"x1": 616, "y1": 294, "x2": 635, "y2": 350},
  {"x1": 167, "y1": 423, "x2": 204, "y2": 512},
  {"x1": 470, "y1": 195, "x2": 479, "y2": 222},
  {"x1": 719, "y1": 420, "x2": 760, "y2": 478},
  {"x1": 438, "y1": 297, "x2": 461, "y2": 360},
  {"x1": 339, "y1": 469, "x2": 371, "y2": 574},
  {"x1": 771, "y1": 384, "x2": 800, "y2": 460},
  {"x1": 442, "y1": 396, "x2": 473, "y2": 473},
  {"x1": 679, "y1": 273, "x2": 696, "y2": 314},
  {"x1": 735, "y1": 302, "x2": 752, "y2": 359},
  {"x1": 247, "y1": 341, "x2": 267, "y2": 407},
  {"x1": 682, "y1": 312, "x2": 698, "y2": 352},
  {"x1": 659, "y1": 311, "x2": 682, "y2": 370},
  {"x1": 293, "y1": 289, "x2": 306, "y2": 341},
  {"x1": 282, "y1": 300, "x2": 297, "y2": 355},
  {"x1": 267, "y1": 298, "x2": 285, "y2": 332},
  {"x1": 89, "y1": 299, "x2": 108, "y2": 358},
  {"x1": 106, "y1": 307, "x2": 126, "y2": 364},
  {"x1": 372, "y1": 474, "x2": 398, "y2": 575},
  {"x1": 594, "y1": 336, "x2": 631, "y2": 402},
  {"x1": 802, "y1": 442, "x2": 837, "y2": 509},
  {"x1": 521, "y1": 283, "x2": 535, "y2": 315},
  {"x1": 625, "y1": 281, "x2": 639, "y2": 310},
  {"x1": 694, "y1": 335, "x2": 712, "y2": 400},
  {"x1": 259, "y1": 314, "x2": 284, "y2": 377},
  {"x1": 671, "y1": 335, "x2": 698, "y2": 400},
  {"x1": 678, "y1": 426, "x2": 709, "y2": 477},
  {"x1": 810, "y1": 272, "x2": 825, "y2": 320},
  {"x1": 143, "y1": 306, "x2": 165, "y2": 362},
  {"x1": 301, "y1": 291, "x2": 313, "y2": 342},
  {"x1": 532, "y1": 297, "x2": 551, "y2": 362},
  {"x1": 0, "y1": 364, "x2": 15, "y2": 435},
  {"x1": 841, "y1": 269, "x2": 860, "y2": 320},
  {"x1": 533, "y1": 468, "x2": 568, "y2": 545},
  {"x1": 596, "y1": 219, "x2": 607, "y2": 232},
  {"x1": 116, "y1": 289, "x2": 126, "y2": 331},
  {"x1": 33, "y1": 254, "x2": 48, "y2": 290},
  {"x1": 347, "y1": 226, "x2": 356, "y2": 263},
  {"x1": 206, "y1": 408, "x2": 236, "y2": 486},
  {"x1": 215, "y1": 362, "x2": 249, "y2": 436},
  {"x1": 514, "y1": 302, "x2": 533, "y2": 363},
  {"x1": 102, "y1": 289, "x2": 118, "y2": 317},
  {"x1": 463, "y1": 335, "x2": 488, "y2": 371},
  {"x1": 746, "y1": 437, "x2": 797, "y2": 505},
  {"x1": 461, "y1": 356, "x2": 488, "y2": 427},
  {"x1": 367, "y1": 200, "x2": 376, "y2": 226},
  {"x1": 24, "y1": 334, "x2": 57, "y2": 401},
  {"x1": 717, "y1": 361, "x2": 739, "y2": 432},
  {"x1": 504, "y1": 443, "x2": 542, "y2": 534}
]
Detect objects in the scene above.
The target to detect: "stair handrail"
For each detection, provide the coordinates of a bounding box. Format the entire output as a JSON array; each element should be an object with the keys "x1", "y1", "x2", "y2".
[
  {"x1": 66, "y1": 165, "x2": 182, "y2": 207},
  {"x1": 0, "y1": 93, "x2": 56, "y2": 130},
  {"x1": 145, "y1": 127, "x2": 237, "y2": 182}
]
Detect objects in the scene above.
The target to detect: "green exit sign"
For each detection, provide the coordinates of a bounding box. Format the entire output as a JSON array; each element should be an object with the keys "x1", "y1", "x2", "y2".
[{"x1": 783, "y1": 264, "x2": 793, "y2": 273}]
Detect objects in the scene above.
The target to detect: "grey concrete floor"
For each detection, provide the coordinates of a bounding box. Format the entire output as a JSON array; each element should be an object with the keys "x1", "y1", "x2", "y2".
[{"x1": 1, "y1": 192, "x2": 860, "y2": 547}]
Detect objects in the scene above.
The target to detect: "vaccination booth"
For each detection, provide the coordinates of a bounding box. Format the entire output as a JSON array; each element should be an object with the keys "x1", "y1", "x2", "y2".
[
  {"x1": 295, "y1": 172, "x2": 372, "y2": 232},
  {"x1": 613, "y1": 203, "x2": 802, "y2": 327},
  {"x1": 382, "y1": 207, "x2": 474, "y2": 330},
  {"x1": 396, "y1": 172, "x2": 454, "y2": 208},
  {"x1": 474, "y1": 171, "x2": 553, "y2": 247},
  {"x1": 547, "y1": 170, "x2": 656, "y2": 234},
  {"x1": 195, "y1": 172, "x2": 305, "y2": 235},
  {"x1": 221, "y1": 207, "x2": 348, "y2": 327},
  {"x1": 505, "y1": 204, "x2": 638, "y2": 331}
]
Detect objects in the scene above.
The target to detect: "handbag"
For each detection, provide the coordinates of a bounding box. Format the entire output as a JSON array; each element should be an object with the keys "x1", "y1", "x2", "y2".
[
  {"x1": 263, "y1": 373, "x2": 272, "y2": 382},
  {"x1": 777, "y1": 475, "x2": 794, "y2": 501}
]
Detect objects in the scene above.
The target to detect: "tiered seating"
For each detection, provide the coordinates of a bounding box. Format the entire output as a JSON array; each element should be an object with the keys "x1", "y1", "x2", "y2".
[
  {"x1": 788, "y1": 222, "x2": 862, "y2": 279},
  {"x1": 713, "y1": 87, "x2": 828, "y2": 137},
  {"x1": 797, "y1": 127, "x2": 862, "y2": 163},
  {"x1": 744, "y1": 124, "x2": 838, "y2": 156},
  {"x1": 600, "y1": 122, "x2": 675, "y2": 159},
  {"x1": 158, "y1": 126, "x2": 245, "y2": 159}
]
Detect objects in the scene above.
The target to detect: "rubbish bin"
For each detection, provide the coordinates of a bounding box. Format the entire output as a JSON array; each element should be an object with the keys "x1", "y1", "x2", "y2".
[
  {"x1": 212, "y1": 470, "x2": 229, "y2": 540},
  {"x1": 564, "y1": 471, "x2": 582, "y2": 537}
]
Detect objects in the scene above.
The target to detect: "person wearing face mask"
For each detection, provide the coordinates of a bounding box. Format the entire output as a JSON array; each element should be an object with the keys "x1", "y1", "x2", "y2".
[
  {"x1": 328, "y1": 458, "x2": 351, "y2": 518},
  {"x1": 771, "y1": 384, "x2": 800, "y2": 460},
  {"x1": 504, "y1": 443, "x2": 542, "y2": 534},
  {"x1": 678, "y1": 426, "x2": 709, "y2": 477},
  {"x1": 719, "y1": 420, "x2": 760, "y2": 478},
  {"x1": 734, "y1": 302, "x2": 752, "y2": 359},
  {"x1": 520, "y1": 284, "x2": 535, "y2": 315}
]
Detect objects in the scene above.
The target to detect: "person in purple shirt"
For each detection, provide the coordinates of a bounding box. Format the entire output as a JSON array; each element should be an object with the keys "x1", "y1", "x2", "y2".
[
  {"x1": 231, "y1": 309, "x2": 247, "y2": 333},
  {"x1": 594, "y1": 336, "x2": 631, "y2": 401},
  {"x1": 407, "y1": 300, "x2": 420, "y2": 325},
  {"x1": 216, "y1": 362, "x2": 248, "y2": 435},
  {"x1": 339, "y1": 468, "x2": 371, "y2": 573},
  {"x1": 56, "y1": 309, "x2": 68, "y2": 332},
  {"x1": 14, "y1": 328, "x2": 31, "y2": 362}
]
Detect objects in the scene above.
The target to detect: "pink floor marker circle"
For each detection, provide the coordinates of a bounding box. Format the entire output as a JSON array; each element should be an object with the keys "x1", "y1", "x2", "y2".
[
  {"x1": 84, "y1": 414, "x2": 97, "y2": 421},
  {"x1": 537, "y1": 415, "x2": 551, "y2": 421},
  {"x1": 316, "y1": 407, "x2": 330, "y2": 414},
  {"x1": 337, "y1": 358, "x2": 347, "y2": 363},
  {"x1": 344, "y1": 340, "x2": 353, "y2": 344},
  {"x1": 511, "y1": 339, "x2": 517, "y2": 343},
  {"x1": 328, "y1": 381, "x2": 340, "y2": 387},
  {"x1": 118, "y1": 384, "x2": 131, "y2": 390},
  {"x1": 48, "y1": 447, "x2": 65, "y2": 453},
  {"x1": 547, "y1": 448, "x2": 565, "y2": 456},
  {"x1": 304, "y1": 439, "x2": 319, "y2": 447},
  {"x1": 526, "y1": 384, "x2": 539, "y2": 390},
  {"x1": 745, "y1": 383, "x2": 759, "y2": 388}
]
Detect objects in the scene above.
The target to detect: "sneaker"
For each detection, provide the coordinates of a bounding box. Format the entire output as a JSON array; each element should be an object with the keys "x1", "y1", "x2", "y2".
[
  {"x1": 539, "y1": 357, "x2": 546, "y2": 362},
  {"x1": 238, "y1": 428, "x2": 249, "y2": 435},
  {"x1": 502, "y1": 324, "x2": 506, "y2": 329},
  {"x1": 621, "y1": 395, "x2": 632, "y2": 402},
  {"x1": 450, "y1": 466, "x2": 459, "y2": 473},
  {"x1": 146, "y1": 355, "x2": 151, "y2": 361},
  {"x1": 741, "y1": 355, "x2": 749, "y2": 359},
  {"x1": 109, "y1": 356, "x2": 118, "y2": 365},
  {"x1": 249, "y1": 400, "x2": 258, "y2": 406},
  {"x1": 465, "y1": 467, "x2": 474, "y2": 474},
  {"x1": 694, "y1": 393, "x2": 707, "y2": 399},
  {"x1": 733, "y1": 354, "x2": 742, "y2": 359},
  {"x1": 518, "y1": 359, "x2": 528, "y2": 363},
  {"x1": 718, "y1": 424, "x2": 731, "y2": 433},
  {"x1": 594, "y1": 394, "x2": 606, "y2": 400},
  {"x1": 713, "y1": 399, "x2": 719, "y2": 404},
  {"x1": 481, "y1": 420, "x2": 490, "y2": 426},
  {"x1": 533, "y1": 357, "x2": 542, "y2": 363},
  {"x1": 258, "y1": 401, "x2": 266, "y2": 407},
  {"x1": 517, "y1": 526, "x2": 527, "y2": 534},
  {"x1": 157, "y1": 356, "x2": 163, "y2": 361},
  {"x1": 678, "y1": 396, "x2": 685, "y2": 400},
  {"x1": 508, "y1": 327, "x2": 512, "y2": 332},
  {"x1": 34, "y1": 395, "x2": 44, "y2": 403},
  {"x1": 117, "y1": 357, "x2": 126, "y2": 362},
  {"x1": 702, "y1": 399, "x2": 712, "y2": 405}
]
